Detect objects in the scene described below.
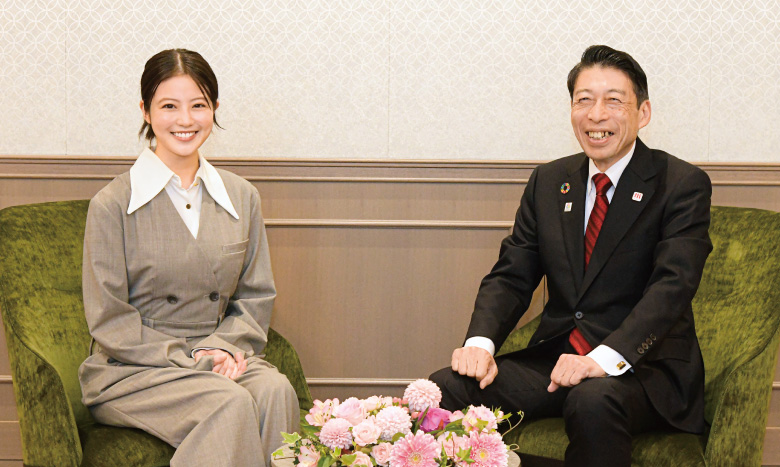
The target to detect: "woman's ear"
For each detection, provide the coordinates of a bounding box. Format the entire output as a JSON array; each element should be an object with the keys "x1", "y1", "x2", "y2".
[{"x1": 140, "y1": 100, "x2": 150, "y2": 124}]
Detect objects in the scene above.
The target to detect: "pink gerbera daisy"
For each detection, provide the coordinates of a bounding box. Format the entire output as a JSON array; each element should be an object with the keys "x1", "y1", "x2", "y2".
[
  {"x1": 390, "y1": 431, "x2": 440, "y2": 467},
  {"x1": 467, "y1": 432, "x2": 507, "y2": 467}
]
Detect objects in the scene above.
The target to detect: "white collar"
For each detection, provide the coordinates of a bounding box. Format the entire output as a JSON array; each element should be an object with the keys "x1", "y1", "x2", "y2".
[
  {"x1": 128, "y1": 148, "x2": 239, "y2": 219},
  {"x1": 587, "y1": 141, "x2": 636, "y2": 189}
]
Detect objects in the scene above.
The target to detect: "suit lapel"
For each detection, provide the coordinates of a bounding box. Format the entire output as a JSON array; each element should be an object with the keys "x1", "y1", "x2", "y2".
[
  {"x1": 559, "y1": 155, "x2": 589, "y2": 294},
  {"x1": 577, "y1": 139, "x2": 657, "y2": 301}
]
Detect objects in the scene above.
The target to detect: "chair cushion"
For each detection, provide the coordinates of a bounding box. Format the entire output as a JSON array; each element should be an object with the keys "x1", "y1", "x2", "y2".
[
  {"x1": 505, "y1": 418, "x2": 706, "y2": 467},
  {"x1": 79, "y1": 424, "x2": 174, "y2": 467}
]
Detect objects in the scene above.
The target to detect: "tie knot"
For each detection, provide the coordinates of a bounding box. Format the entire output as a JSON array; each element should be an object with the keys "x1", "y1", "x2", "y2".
[{"x1": 593, "y1": 173, "x2": 612, "y2": 196}]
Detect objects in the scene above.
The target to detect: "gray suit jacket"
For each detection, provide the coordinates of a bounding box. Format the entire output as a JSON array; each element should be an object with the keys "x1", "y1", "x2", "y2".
[{"x1": 78, "y1": 169, "x2": 276, "y2": 406}]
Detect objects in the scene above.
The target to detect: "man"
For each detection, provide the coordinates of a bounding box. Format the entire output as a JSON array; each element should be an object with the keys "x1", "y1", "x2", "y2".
[{"x1": 430, "y1": 45, "x2": 712, "y2": 466}]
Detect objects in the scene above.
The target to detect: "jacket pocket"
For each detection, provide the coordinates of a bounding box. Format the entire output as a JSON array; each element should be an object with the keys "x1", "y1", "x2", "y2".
[{"x1": 222, "y1": 239, "x2": 249, "y2": 255}]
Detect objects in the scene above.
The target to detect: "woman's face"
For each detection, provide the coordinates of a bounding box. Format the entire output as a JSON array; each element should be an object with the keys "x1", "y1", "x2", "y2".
[{"x1": 141, "y1": 74, "x2": 217, "y2": 165}]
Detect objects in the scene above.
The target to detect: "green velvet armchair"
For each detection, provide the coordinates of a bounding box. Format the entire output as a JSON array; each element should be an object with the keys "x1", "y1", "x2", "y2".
[
  {"x1": 0, "y1": 200, "x2": 313, "y2": 467},
  {"x1": 498, "y1": 206, "x2": 780, "y2": 466}
]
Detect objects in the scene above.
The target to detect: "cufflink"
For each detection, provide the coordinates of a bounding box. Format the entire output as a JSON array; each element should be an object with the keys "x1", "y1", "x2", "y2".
[{"x1": 617, "y1": 361, "x2": 626, "y2": 370}]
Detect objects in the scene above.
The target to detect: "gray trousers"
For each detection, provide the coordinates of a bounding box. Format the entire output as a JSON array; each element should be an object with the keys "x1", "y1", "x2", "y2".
[{"x1": 90, "y1": 358, "x2": 300, "y2": 467}]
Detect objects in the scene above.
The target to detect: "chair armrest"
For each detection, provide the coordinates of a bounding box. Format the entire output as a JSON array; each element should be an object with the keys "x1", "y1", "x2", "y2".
[{"x1": 265, "y1": 328, "x2": 314, "y2": 411}]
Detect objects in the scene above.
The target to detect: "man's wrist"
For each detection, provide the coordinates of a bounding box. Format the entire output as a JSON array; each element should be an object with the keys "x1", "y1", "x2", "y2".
[{"x1": 463, "y1": 337, "x2": 496, "y2": 356}]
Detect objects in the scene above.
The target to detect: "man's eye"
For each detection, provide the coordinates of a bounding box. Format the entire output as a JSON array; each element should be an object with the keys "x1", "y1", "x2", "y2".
[{"x1": 577, "y1": 98, "x2": 590, "y2": 103}]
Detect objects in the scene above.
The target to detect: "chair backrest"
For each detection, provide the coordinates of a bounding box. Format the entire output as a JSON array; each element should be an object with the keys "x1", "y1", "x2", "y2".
[
  {"x1": 692, "y1": 206, "x2": 780, "y2": 425},
  {"x1": 0, "y1": 200, "x2": 94, "y2": 427}
]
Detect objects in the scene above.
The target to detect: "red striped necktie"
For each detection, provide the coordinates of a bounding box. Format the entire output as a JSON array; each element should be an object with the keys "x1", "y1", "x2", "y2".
[{"x1": 569, "y1": 172, "x2": 612, "y2": 355}]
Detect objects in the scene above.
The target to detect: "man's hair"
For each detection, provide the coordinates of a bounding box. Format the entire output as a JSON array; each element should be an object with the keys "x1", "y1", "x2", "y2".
[{"x1": 567, "y1": 45, "x2": 649, "y2": 108}]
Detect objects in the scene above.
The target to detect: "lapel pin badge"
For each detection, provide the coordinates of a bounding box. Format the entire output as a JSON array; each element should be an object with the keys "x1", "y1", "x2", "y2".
[
  {"x1": 564, "y1": 202, "x2": 572, "y2": 212},
  {"x1": 632, "y1": 192, "x2": 643, "y2": 202},
  {"x1": 560, "y1": 183, "x2": 571, "y2": 194}
]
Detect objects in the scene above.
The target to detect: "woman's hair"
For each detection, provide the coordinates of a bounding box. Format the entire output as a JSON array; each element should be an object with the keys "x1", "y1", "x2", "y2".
[{"x1": 139, "y1": 49, "x2": 222, "y2": 142}]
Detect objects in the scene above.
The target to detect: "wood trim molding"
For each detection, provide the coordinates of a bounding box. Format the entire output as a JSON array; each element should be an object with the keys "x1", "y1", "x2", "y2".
[
  {"x1": 307, "y1": 378, "x2": 414, "y2": 387},
  {"x1": 265, "y1": 219, "x2": 514, "y2": 229},
  {"x1": 0, "y1": 377, "x2": 11, "y2": 384},
  {"x1": 2, "y1": 156, "x2": 780, "y2": 186}
]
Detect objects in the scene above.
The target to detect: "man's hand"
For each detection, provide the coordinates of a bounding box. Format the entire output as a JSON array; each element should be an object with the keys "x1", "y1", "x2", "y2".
[
  {"x1": 193, "y1": 349, "x2": 248, "y2": 380},
  {"x1": 451, "y1": 346, "x2": 498, "y2": 389},
  {"x1": 547, "y1": 354, "x2": 606, "y2": 392}
]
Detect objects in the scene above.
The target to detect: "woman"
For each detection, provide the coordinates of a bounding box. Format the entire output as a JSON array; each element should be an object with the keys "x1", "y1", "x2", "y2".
[{"x1": 78, "y1": 49, "x2": 299, "y2": 467}]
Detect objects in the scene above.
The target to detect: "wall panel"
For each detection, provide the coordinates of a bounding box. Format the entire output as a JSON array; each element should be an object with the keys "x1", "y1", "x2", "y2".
[{"x1": 0, "y1": 156, "x2": 778, "y2": 464}]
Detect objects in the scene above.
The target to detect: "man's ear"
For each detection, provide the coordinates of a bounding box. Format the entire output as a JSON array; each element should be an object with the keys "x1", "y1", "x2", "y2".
[
  {"x1": 140, "y1": 100, "x2": 150, "y2": 124},
  {"x1": 638, "y1": 100, "x2": 651, "y2": 130}
]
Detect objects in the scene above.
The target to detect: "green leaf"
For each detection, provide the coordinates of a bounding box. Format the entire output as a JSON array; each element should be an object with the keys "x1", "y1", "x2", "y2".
[
  {"x1": 341, "y1": 454, "x2": 357, "y2": 465},
  {"x1": 318, "y1": 454, "x2": 336, "y2": 467},
  {"x1": 272, "y1": 448, "x2": 285, "y2": 459},
  {"x1": 456, "y1": 447, "x2": 472, "y2": 461},
  {"x1": 391, "y1": 432, "x2": 405, "y2": 443},
  {"x1": 282, "y1": 432, "x2": 302, "y2": 444}
]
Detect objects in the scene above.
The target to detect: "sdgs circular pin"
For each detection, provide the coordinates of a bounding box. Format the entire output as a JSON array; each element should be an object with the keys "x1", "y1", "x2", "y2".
[{"x1": 560, "y1": 183, "x2": 571, "y2": 194}]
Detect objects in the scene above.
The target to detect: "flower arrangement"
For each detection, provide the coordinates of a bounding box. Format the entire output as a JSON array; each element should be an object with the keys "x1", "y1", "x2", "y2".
[{"x1": 274, "y1": 379, "x2": 521, "y2": 467}]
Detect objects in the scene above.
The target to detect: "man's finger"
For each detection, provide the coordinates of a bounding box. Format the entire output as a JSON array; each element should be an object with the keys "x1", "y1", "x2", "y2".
[
  {"x1": 475, "y1": 355, "x2": 489, "y2": 381},
  {"x1": 548, "y1": 381, "x2": 559, "y2": 392},
  {"x1": 479, "y1": 361, "x2": 498, "y2": 389},
  {"x1": 451, "y1": 349, "x2": 461, "y2": 373}
]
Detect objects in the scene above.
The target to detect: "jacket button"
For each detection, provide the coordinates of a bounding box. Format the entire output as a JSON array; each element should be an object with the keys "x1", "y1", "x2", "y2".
[
  {"x1": 574, "y1": 311, "x2": 583, "y2": 319},
  {"x1": 650, "y1": 333, "x2": 657, "y2": 341},
  {"x1": 642, "y1": 342, "x2": 649, "y2": 350},
  {"x1": 645, "y1": 338, "x2": 652, "y2": 345},
  {"x1": 166, "y1": 295, "x2": 178, "y2": 304},
  {"x1": 209, "y1": 292, "x2": 220, "y2": 302},
  {"x1": 637, "y1": 347, "x2": 645, "y2": 354}
]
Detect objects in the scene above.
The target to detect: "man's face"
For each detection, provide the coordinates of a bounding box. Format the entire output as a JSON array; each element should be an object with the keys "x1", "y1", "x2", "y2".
[{"x1": 570, "y1": 66, "x2": 651, "y2": 172}]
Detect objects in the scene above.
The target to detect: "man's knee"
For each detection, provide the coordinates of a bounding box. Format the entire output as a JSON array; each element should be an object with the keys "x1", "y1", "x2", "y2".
[{"x1": 562, "y1": 379, "x2": 624, "y2": 425}]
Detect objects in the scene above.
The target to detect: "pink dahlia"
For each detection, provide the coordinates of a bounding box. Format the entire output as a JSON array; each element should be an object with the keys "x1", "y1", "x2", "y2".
[
  {"x1": 319, "y1": 418, "x2": 353, "y2": 450},
  {"x1": 333, "y1": 397, "x2": 365, "y2": 425},
  {"x1": 462, "y1": 405, "x2": 498, "y2": 433},
  {"x1": 389, "y1": 431, "x2": 440, "y2": 467},
  {"x1": 375, "y1": 406, "x2": 412, "y2": 441},
  {"x1": 305, "y1": 398, "x2": 339, "y2": 427},
  {"x1": 403, "y1": 380, "x2": 442, "y2": 412},
  {"x1": 467, "y1": 432, "x2": 507, "y2": 467}
]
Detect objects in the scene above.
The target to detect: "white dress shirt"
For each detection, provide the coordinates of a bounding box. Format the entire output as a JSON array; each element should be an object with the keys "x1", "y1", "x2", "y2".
[
  {"x1": 127, "y1": 148, "x2": 239, "y2": 238},
  {"x1": 465, "y1": 142, "x2": 638, "y2": 376}
]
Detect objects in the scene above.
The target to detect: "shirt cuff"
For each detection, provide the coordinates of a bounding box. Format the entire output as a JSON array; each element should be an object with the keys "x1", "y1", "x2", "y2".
[
  {"x1": 587, "y1": 345, "x2": 632, "y2": 376},
  {"x1": 464, "y1": 337, "x2": 496, "y2": 357},
  {"x1": 191, "y1": 347, "x2": 220, "y2": 358}
]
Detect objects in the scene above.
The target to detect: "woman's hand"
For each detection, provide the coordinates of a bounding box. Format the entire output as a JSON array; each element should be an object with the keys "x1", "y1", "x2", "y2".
[{"x1": 193, "y1": 349, "x2": 248, "y2": 380}]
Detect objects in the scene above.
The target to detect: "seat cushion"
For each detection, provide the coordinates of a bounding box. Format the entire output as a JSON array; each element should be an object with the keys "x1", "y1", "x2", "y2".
[
  {"x1": 504, "y1": 418, "x2": 706, "y2": 467},
  {"x1": 79, "y1": 423, "x2": 174, "y2": 467}
]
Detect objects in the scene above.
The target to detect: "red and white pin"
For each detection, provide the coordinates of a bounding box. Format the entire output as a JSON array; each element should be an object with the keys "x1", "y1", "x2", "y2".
[{"x1": 632, "y1": 192, "x2": 643, "y2": 202}]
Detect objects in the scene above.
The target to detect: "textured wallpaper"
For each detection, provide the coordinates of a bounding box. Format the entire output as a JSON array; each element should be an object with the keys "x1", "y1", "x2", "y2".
[{"x1": 1, "y1": 0, "x2": 778, "y2": 161}]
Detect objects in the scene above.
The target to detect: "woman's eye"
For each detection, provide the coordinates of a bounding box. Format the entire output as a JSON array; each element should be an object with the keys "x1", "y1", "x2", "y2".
[
  {"x1": 193, "y1": 103, "x2": 207, "y2": 108},
  {"x1": 162, "y1": 104, "x2": 175, "y2": 109}
]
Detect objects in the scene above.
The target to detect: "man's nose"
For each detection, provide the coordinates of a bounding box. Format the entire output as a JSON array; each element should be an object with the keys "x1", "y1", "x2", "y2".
[{"x1": 587, "y1": 99, "x2": 608, "y2": 122}]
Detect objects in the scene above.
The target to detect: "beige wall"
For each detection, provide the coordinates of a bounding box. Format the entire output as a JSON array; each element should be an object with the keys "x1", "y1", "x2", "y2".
[
  {"x1": 1, "y1": 156, "x2": 780, "y2": 464},
  {"x1": 1, "y1": 1, "x2": 779, "y2": 162}
]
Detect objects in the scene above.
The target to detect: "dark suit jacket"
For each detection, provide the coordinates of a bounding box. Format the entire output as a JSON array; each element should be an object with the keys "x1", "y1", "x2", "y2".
[{"x1": 465, "y1": 138, "x2": 712, "y2": 433}]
